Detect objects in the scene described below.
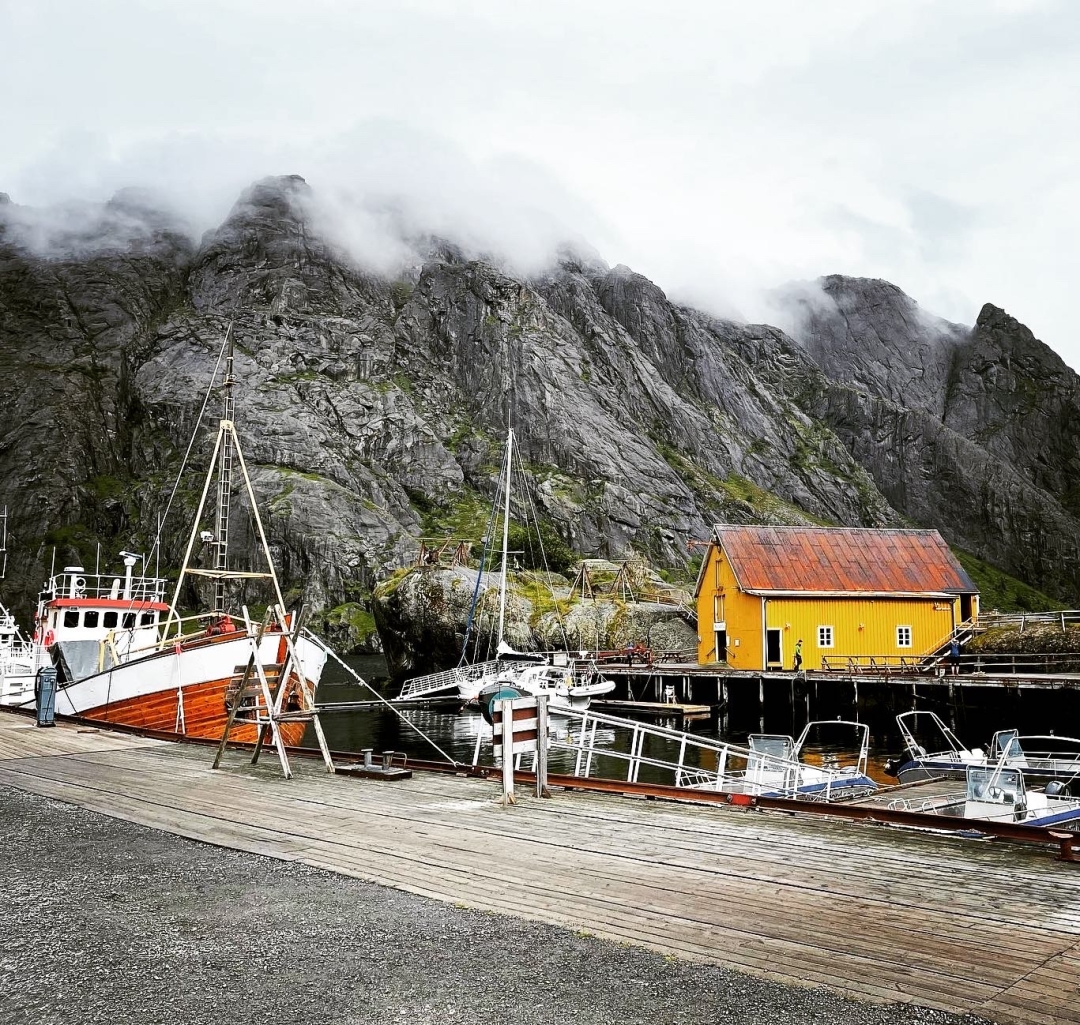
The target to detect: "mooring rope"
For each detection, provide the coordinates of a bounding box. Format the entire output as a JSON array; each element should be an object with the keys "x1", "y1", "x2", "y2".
[{"x1": 307, "y1": 632, "x2": 461, "y2": 766}]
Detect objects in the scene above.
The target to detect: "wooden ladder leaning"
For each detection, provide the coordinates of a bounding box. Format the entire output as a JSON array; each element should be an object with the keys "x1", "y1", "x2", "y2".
[{"x1": 212, "y1": 604, "x2": 334, "y2": 779}]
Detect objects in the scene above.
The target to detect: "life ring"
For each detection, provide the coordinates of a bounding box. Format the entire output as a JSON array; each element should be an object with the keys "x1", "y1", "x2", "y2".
[
  {"x1": 42, "y1": 629, "x2": 55, "y2": 648},
  {"x1": 32, "y1": 626, "x2": 41, "y2": 644}
]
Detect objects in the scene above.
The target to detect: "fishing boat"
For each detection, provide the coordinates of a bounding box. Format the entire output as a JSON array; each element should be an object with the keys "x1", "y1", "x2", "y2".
[
  {"x1": 11, "y1": 335, "x2": 325, "y2": 742},
  {"x1": 0, "y1": 509, "x2": 39, "y2": 706},
  {"x1": 885, "y1": 711, "x2": 1080, "y2": 794},
  {"x1": 884, "y1": 711, "x2": 986, "y2": 784},
  {"x1": 0, "y1": 599, "x2": 37, "y2": 706}
]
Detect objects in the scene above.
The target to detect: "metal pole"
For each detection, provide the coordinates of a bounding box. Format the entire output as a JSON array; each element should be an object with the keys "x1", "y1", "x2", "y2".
[
  {"x1": 496, "y1": 429, "x2": 514, "y2": 646},
  {"x1": 536, "y1": 695, "x2": 549, "y2": 798},
  {"x1": 500, "y1": 697, "x2": 515, "y2": 806}
]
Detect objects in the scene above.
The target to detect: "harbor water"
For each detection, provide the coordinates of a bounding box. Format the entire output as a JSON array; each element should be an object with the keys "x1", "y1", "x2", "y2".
[{"x1": 311, "y1": 655, "x2": 1080, "y2": 786}]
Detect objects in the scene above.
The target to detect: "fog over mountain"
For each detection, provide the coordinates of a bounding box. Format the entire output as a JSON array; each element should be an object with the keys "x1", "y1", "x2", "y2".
[{"x1": 3, "y1": 2, "x2": 1077, "y2": 370}]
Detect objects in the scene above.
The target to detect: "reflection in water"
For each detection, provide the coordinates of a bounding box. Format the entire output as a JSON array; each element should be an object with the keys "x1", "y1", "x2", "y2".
[{"x1": 310, "y1": 654, "x2": 1080, "y2": 787}]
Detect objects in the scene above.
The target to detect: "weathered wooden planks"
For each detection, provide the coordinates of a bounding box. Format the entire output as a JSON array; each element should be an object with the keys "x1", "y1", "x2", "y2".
[{"x1": 1, "y1": 710, "x2": 1077, "y2": 1023}]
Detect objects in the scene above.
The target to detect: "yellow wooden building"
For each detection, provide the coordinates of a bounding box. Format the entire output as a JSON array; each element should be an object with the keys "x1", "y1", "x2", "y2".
[{"x1": 694, "y1": 525, "x2": 979, "y2": 670}]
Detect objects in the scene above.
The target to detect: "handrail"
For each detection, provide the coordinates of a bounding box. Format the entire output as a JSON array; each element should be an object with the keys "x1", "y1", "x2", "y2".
[{"x1": 474, "y1": 706, "x2": 875, "y2": 802}]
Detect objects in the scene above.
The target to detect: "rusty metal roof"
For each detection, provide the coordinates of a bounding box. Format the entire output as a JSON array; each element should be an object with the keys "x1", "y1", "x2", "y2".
[{"x1": 713, "y1": 525, "x2": 977, "y2": 595}]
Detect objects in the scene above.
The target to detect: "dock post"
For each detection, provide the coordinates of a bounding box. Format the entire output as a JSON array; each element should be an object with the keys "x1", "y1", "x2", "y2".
[
  {"x1": 536, "y1": 695, "x2": 550, "y2": 799},
  {"x1": 500, "y1": 698, "x2": 515, "y2": 807}
]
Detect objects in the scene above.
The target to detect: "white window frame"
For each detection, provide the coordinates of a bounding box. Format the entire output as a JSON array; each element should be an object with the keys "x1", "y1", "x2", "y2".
[
  {"x1": 817, "y1": 625, "x2": 834, "y2": 648},
  {"x1": 897, "y1": 625, "x2": 912, "y2": 648}
]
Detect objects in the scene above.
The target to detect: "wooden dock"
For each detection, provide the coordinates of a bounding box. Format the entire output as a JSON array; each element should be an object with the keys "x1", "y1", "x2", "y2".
[{"x1": 1, "y1": 711, "x2": 1078, "y2": 1024}]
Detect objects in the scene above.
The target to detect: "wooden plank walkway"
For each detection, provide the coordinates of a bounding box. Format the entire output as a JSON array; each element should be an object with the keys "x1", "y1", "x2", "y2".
[{"x1": 1, "y1": 712, "x2": 1078, "y2": 1023}]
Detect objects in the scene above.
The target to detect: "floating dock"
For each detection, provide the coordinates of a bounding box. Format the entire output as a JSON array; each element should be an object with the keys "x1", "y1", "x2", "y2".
[{"x1": 1, "y1": 710, "x2": 1078, "y2": 1024}]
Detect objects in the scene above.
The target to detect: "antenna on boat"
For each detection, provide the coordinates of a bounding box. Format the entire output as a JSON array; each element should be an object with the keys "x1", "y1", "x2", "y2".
[
  {"x1": 0, "y1": 506, "x2": 7, "y2": 580},
  {"x1": 155, "y1": 513, "x2": 162, "y2": 580},
  {"x1": 95, "y1": 541, "x2": 100, "y2": 578}
]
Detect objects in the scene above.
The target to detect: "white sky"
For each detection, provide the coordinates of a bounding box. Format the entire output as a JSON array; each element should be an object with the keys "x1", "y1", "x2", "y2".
[{"x1": 2, "y1": 0, "x2": 1078, "y2": 366}]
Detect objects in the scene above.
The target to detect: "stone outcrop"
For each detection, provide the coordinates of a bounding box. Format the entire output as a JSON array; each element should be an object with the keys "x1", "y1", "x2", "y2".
[{"x1": 1, "y1": 176, "x2": 1077, "y2": 666}]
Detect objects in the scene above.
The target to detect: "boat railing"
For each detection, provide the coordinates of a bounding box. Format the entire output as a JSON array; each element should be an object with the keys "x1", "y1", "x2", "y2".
[{"x1": 42, "y1": 571, "x2": 167, "y2": 604}]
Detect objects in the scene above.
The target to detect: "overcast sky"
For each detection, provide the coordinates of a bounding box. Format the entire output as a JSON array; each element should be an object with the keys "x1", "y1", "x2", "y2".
[{"x1": 2, "y1": 0, "x2": 1078, "y2": 366}]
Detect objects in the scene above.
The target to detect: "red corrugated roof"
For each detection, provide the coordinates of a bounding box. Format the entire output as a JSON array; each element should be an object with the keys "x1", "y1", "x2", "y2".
[{"x1": 714, "y1": 525, "x2": 977, "y2": 594}]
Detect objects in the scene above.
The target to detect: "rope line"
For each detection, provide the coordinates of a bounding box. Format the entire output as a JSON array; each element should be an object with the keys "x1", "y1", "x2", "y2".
[
  {"x1": 308, "y1": 632, "x2": 460, "y2": 766},
  {"x1": 148, "y1": 329, "x2": 230, "y2": 569}
]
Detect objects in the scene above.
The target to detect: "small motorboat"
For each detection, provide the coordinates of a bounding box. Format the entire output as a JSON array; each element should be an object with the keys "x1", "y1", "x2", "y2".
[
  {"x1": 885, "y1": 712, "x2": 1080, "y2": 795},
  {"x1": 737, "y1": 720, "x2": 878, "y2": 801},
  {"x1": 884, "y1": 711, "x2": 986, "y2": 784}
]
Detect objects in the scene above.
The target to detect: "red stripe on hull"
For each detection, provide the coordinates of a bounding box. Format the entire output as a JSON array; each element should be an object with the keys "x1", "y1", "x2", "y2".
[{"x1": 79, "y1": 676, "x2": 308, "y2": 747}]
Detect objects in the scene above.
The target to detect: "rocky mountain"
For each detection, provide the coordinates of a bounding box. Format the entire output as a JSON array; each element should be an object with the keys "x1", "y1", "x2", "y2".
[{"x1": 1, "y1": 176, "x2": 1077, "y2": 658}]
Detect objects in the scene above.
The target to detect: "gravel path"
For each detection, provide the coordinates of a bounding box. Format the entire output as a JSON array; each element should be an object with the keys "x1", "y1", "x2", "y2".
[{"x1": 0, "y1": 783, "x2": 991, "y2": 1025}]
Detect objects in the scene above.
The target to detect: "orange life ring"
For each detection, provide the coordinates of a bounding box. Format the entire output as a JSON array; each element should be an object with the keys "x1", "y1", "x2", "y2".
[{"x1": 32, "y1": 626, "x2": 41, "y2": 644}]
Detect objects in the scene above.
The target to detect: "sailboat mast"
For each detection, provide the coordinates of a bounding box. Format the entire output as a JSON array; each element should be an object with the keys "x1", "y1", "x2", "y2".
[
  {"x1": 496, "y1": 428, "x2": 514, "y2": 644},
  {"x1": 213, "y1": 338, "x2": 236, "y2": 614}
]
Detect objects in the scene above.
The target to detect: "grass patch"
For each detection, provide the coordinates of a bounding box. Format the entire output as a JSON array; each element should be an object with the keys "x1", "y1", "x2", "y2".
[{"x1": 954, "y1": 550, "x2": 1064, "y2": 613}]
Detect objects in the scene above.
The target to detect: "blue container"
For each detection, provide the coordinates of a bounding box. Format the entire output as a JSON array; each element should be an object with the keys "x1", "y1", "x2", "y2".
[{"x1": 34, "y1": 666, "x2": 58, "y2": 727}]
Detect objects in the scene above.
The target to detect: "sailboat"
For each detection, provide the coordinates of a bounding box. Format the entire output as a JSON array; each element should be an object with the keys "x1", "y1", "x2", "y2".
[
  {"x1": 397, "y1": 427, "x2": 613, "y2": 712},
  {"x1": 12, "y1": 335, "x2": 326, "y2": 742}
]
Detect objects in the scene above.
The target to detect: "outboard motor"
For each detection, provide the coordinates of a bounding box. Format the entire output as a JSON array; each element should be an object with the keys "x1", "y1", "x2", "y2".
[
  {"x1": 478, "y1": 683, "x2": 525, "y2": 726},
  {"x1": 1044, "y1": 780, "x2": 1066, "y2": 797},
  {"x1": 883, "y1": 755, "x2": 905, "y2": 779}
]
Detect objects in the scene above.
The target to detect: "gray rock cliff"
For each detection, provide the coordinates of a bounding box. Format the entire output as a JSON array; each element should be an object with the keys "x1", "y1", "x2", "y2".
[{"x1": 1, "y1": 176, "x2": 1077, "y2": 664}]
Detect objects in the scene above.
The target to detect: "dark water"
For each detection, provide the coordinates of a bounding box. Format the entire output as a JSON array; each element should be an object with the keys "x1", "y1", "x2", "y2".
[{"x1": 309, "y1": 655, "x2": 1080, "y2": 785}]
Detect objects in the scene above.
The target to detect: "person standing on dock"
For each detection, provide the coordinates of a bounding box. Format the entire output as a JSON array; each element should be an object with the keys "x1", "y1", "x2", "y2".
[
  {"x1": 793, "y1": 639, "x2": 803, "y2": 672},
  {"x1": 949, "y1": 637, "x2": 961, "y2": 675},
  {"x1": 626, "y1": 642, "x2": 634, "y2": 667}
]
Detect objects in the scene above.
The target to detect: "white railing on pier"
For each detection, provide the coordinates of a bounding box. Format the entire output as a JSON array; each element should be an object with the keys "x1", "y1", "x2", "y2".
[{"x1": 473, "y1": 706, "x2": 875, "y2": 803}]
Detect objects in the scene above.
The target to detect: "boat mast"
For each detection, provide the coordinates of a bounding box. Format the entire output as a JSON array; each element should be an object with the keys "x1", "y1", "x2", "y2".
[
  {"x1": 213, "y1": 339, "x2": 236, "y2": 614},
  {"x1": 496, "y1": 428, "x2": 514, "y2": 645}
]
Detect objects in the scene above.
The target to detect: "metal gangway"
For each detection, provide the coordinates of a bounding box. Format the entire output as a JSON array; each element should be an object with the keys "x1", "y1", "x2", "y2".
[
  {"x1": 472, "y1": 706, "x2": 876, "y2": 803},
  {"x1": 396, "y1": 660, "x2": 539, "y2": 701}
]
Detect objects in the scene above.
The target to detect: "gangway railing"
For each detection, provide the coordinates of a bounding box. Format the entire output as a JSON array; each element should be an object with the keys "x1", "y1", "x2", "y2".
[
  {"x1": 397, "y1": 661, "x2": 501, "y2": 700},
  {"x1": 473, "y1": 706, "x2": 875, "y2": 803},
  {"x1": 396, "y1": 659, "x2": 538, "y2": 700}
]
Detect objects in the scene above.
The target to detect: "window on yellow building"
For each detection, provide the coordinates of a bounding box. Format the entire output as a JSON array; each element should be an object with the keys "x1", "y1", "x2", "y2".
[
  {"x1": 817, "y1": 626, "x2": 834, "y2": 647},
  {"x1": 897, "y1": 626, "x2": 912, "y2": 647}
]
